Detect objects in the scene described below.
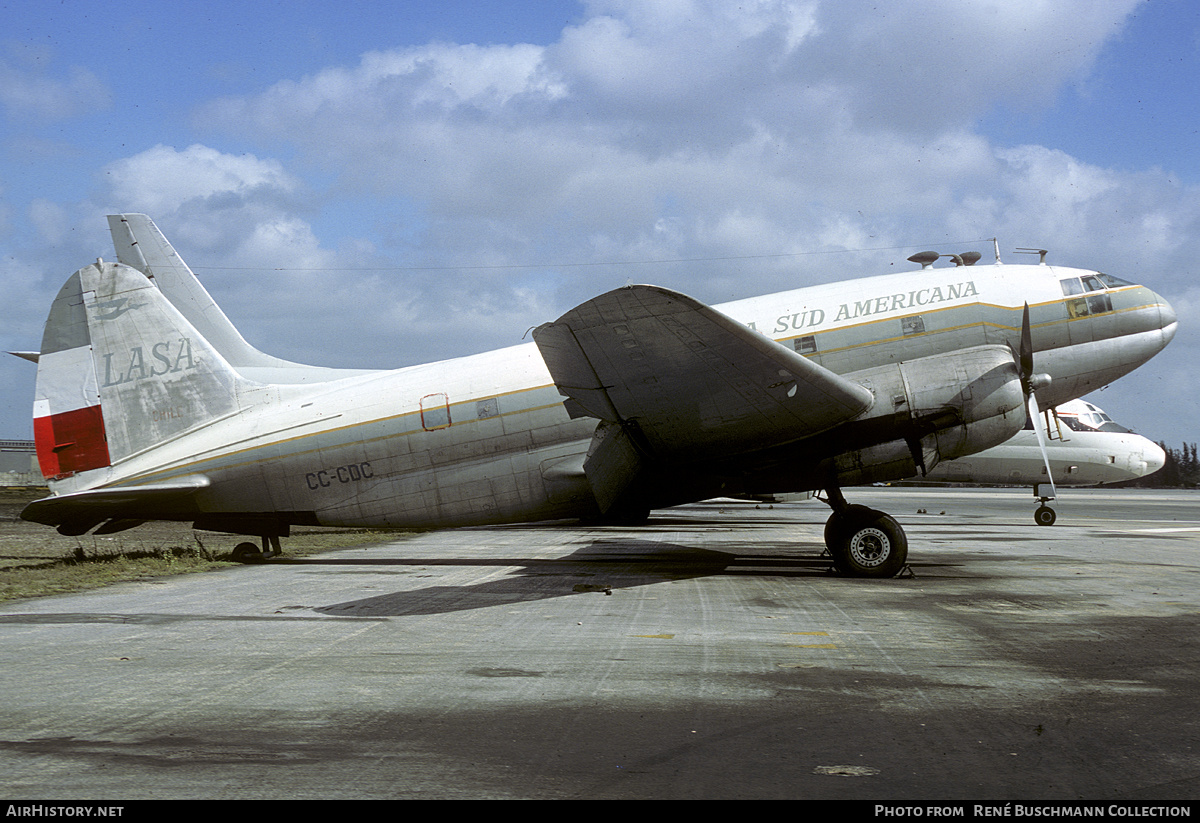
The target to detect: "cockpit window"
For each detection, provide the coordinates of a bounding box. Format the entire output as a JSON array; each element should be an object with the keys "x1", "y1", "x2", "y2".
[
  {"x1": 1060, "y1": 278, "x2": 1084, "y2": 296},
  {"x1": 1059, "y1": 411, "x2": 1130, "y2": 434},
  {"x1": 1060, "y1": 273, "x2": 1132, "y2": 296}
]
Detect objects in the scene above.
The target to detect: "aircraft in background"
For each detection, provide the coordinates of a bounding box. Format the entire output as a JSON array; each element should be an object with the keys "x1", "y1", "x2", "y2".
[
  {"x1": 924, "y1": 399, "x2": 1165, "y2": 525},
  {"x1": 17, "y1": 216, "x2": 1177, "y2": 577},
  {"x1": 741, "y1": 399, "x2": 1166, "y2": 523}
]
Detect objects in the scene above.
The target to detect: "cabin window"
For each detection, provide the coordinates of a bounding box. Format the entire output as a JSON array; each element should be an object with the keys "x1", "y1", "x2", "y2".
[
  {"x1": 1066, "y1": 297, "x2": 1089, "y2": 319},
  {"x1": 1087, "y1": 292, "x2": 1114, "y2": 314},
  {"x1": 420, "y1": 393, "x2": 451, "y2": 431},
  {"x1": 476, "y1": 398, "x2": 499, "y2": 420},
  {"x1": 902, "y1": 315, "x2": 925, "y2": 336},
  {"x1": 792, "y1": 335, "x2": 817, "y2": 355},
  {"x1": 1066, "y1": 292, "x2": 1113, "y2": 318}
]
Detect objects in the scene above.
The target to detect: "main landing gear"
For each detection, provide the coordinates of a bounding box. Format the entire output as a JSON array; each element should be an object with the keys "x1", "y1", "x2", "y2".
[
  {"x1": 820, "y1": 488, "x2": 909, "y2": 578},
  {"x1": 230, "y1": 535, "x2": 283, "y2": 564}
]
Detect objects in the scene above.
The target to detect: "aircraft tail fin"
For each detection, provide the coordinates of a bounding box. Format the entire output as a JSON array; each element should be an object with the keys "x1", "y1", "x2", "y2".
[
  {"x1": 108, "y1": 213, "x2": 377, "y2": 383},
  {"x1": 33, "y1": 260, "x2": 246, "y2": 482},
  {"x1": 107, "y1": 213, "x2": 274, "y2": 369}
]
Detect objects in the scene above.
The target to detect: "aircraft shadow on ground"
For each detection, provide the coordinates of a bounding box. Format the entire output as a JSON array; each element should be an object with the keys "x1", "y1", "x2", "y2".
[{"x1": 312, "y1": 538, "x2": 839, "y2": 617}]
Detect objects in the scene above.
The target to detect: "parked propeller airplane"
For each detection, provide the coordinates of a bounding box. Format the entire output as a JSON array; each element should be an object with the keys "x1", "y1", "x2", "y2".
[{"x1": 17, "y1": 216, "x2": 1177, "y2": 577}]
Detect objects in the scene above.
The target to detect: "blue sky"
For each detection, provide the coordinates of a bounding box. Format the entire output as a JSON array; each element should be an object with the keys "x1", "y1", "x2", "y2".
[{"x1": 2, "y1": 0, "x2": 1198, "y2": 454}]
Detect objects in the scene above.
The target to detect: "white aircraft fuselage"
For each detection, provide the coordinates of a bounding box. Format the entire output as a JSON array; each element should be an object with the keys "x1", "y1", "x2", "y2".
[
  {"x1": 927, "y1": 399, "x2": 1165, "y2": 487},
  {"x1": 23, "y1": 219, "x2": 1177, "y2": 578}
]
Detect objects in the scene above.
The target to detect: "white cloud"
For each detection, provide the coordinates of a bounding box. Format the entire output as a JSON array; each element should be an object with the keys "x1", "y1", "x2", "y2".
[
  {"x1": 190, "y1": 1, "x2": 1145, "y2": 268},
  {"x1": 102, "y1": 144, "x2": 302, "y2": 219},
  {"x1": 804, "y1": 0, "x2": 1141, "y2": 130},
  {"x1": 0, "y1": 53, "x2": 110, "y2": 121}
]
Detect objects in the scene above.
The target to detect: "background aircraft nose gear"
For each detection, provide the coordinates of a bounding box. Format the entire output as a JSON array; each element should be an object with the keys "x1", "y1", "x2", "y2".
[{"x1": 1032, "y1": 483, "x2": 1056, "y2": 526}]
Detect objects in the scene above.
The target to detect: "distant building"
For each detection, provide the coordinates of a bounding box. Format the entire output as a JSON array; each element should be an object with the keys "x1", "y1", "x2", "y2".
[{"x1": 0, "y1": 440, "x2": 42, "y2": 486}]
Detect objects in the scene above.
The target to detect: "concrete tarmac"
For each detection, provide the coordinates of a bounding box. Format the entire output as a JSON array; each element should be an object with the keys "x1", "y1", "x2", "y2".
[{"x1": 1, "y1": 487, "x2": 1198, "y2": 800}]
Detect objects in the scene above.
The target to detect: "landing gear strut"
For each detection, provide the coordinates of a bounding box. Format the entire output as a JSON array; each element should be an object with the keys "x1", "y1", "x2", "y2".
[
  {"x1": 231, "y1": 535, "x2": 283, "y2": 564},
  {"x1": 1032, "y1": 483, "x2": 1057, "y2": 527},
  {"x1": 820, "y1": 488, "x2": 909, "y2": 578}
]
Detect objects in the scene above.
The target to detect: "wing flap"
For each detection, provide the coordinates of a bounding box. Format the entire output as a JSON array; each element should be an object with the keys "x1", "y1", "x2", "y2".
[{"x1": 533, "y1": 285, "x2": 874, "y2": 459}]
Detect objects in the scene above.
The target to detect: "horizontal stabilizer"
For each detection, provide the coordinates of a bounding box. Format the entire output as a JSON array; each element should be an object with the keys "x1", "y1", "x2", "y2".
[
  {"x1": 22, "y1": 475, "x2": 211, "y2": 535},
  {"x1": 533, "y1": 285, "x2": 874, "y2": 460}
]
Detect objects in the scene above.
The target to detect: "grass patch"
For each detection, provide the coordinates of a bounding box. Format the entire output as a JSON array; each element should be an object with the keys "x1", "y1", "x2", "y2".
[
  {"x1": 0, "y1": 487, "x2": 413, "y2": 602},
  {"x1": 0, "y1": 542, "x2": 235, "y2": 601}
]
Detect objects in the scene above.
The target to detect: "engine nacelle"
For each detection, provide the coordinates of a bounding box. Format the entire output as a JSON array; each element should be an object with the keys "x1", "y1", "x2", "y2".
[{"x1": 832, "y1": 345, "x2": 1028, "y2": 485}]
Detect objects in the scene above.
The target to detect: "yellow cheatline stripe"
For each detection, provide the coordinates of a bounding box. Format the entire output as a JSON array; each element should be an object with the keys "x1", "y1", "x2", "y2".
[{"x1": 112, "y1": 383, "x2": 567, "y2": 486}]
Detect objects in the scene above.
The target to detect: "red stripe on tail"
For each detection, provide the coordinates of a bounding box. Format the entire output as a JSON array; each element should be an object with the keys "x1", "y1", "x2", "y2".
[{"x1": 33, "y1": 405, "x2": 111, "y2": 479}]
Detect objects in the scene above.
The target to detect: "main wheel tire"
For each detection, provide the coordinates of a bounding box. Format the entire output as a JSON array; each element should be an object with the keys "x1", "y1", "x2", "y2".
[
  {"x1": 823, "y1": 504, "x2": 876, "y2": 551},
  {"x1": 1034, "y1": 505, "x2": 1057, "y2": 527},
  {"x1": 829, "y1": 508, "x2": 908, "y2": 578},
  {"x1": 231, "y1": 542, "x2": 265, "y2": 564}
]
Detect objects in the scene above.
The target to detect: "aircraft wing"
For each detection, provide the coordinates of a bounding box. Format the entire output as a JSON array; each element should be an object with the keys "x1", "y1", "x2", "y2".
[
  {"x1": 21, "y1": 475, "x2": 211, "y2": 536},
  {"x1": 533, "y1": 285, "x2": 874, "y2": 459}
]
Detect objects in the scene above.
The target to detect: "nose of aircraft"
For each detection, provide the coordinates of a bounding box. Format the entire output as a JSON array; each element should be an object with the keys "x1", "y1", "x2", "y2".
[
  {"x1": 1156, "y1": 290, "x2": 1179, "y2": 344},
  {"x1": 1142, "y1": 440, "x2": 1167, "y2": 476}
]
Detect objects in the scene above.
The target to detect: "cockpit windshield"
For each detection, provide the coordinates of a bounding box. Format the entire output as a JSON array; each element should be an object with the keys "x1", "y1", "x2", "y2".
[
  {"x1": 1059, "y1": 401, "x2": 1132, "y2": 433},
  {"x1": 1059, "y1": 412, "x2": 1131, "y2": 434},
  {"x1": 1026, "y1": 401, "x2": 1134, "y2": 434},
  {"x1": 1060, "y1": 272, "x2": 1134, "y2": 296}
]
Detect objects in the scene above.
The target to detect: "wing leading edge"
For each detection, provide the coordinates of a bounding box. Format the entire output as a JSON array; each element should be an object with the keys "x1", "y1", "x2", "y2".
[{"x1": 533, "y1": 285, "x2": 874, "y2": 513}]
